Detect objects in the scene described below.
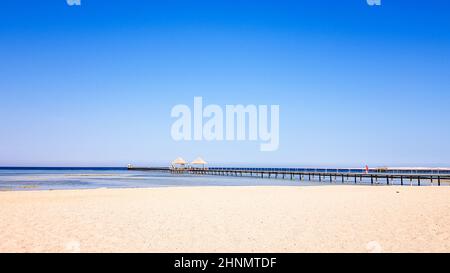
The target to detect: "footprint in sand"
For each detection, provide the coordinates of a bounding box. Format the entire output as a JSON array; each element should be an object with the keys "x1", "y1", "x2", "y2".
[
  {"x1": 366, "y1": 241, "x2": 383, "y2": 253},
  {"x1": 65, "y1": 240, "x2": 81, "y2": 253}
]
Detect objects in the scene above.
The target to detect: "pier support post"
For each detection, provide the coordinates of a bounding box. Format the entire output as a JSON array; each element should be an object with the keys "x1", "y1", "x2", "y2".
[
  {"x1": 401, "y1": 176, "x2": 403, "y2": 186},
  {"x1": 386, "y1": 176, "x2": 389, "y2": 185},
  {"x1": 438, "y1": 176, "x2": 441, "y2": 186},
  {"x1": 371, "y1": 176, "x2": 373, "y2": 185}
]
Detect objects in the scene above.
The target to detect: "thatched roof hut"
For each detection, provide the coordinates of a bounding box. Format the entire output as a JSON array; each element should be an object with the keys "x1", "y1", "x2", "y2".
[{"x1": 190, "y1": 157, "x2": 207, "y2": 169}]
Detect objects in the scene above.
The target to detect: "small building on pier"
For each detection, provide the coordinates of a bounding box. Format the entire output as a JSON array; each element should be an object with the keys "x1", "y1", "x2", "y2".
[
  {"x1": 190, "y1": 157, "x2": 208, "y2": 170},
  {"x1": 171, "y1": 157, "x2": 187, "y2": 170}
]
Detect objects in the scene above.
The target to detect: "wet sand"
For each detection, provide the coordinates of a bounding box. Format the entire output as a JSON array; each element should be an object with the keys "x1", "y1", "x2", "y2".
[{"x1": 1, "y1": 185, "x2": 450, "y2": 252}]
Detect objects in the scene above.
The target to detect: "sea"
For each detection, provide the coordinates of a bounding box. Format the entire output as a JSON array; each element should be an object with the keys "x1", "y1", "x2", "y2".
[{"x1": 0, "y1": 167, "x2": 436, "y2": 191}]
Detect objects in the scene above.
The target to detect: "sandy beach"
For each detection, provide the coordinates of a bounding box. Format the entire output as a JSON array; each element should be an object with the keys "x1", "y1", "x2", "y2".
[{"x1": 1, "y1": 185, "x2": 450, "y2": 253}]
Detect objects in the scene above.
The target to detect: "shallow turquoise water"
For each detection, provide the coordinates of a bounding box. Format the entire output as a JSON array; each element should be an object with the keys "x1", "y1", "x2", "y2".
[
  {"x1": 0, "y1": 167, "x2": 432, "y2": 191},
  {"x1": 0, "y1": 168, "x2": 328, "y2": 191}
]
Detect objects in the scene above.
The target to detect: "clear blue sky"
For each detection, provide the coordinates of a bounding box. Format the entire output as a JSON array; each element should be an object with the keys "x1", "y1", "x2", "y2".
[{"x1": 1, "y1": 0, "x2": 449, "y2": 167}]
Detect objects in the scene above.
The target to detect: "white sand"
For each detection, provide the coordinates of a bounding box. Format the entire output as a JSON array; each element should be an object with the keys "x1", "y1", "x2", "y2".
[{"x1": 1, "y1": 185, "x2": 450, "y2": 253}]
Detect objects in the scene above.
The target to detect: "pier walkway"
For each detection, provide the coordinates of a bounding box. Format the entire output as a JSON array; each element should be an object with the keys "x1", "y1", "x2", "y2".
[{"x1": 127, "y1": 166, "x2": 450, "y2": 186}]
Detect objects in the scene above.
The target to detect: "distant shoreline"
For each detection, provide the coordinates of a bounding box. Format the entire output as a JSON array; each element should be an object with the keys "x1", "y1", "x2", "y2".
[{"x1": 0, "y1": 167, "x2": 127, "y2": 170}]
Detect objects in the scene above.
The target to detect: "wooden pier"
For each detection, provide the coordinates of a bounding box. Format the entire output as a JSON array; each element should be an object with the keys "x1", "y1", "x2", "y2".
[{"x1": 127, "y1": 166, "x2": 450, "y2": 186}]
